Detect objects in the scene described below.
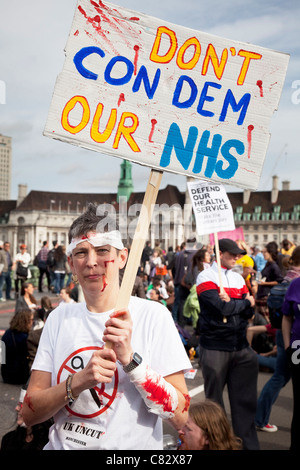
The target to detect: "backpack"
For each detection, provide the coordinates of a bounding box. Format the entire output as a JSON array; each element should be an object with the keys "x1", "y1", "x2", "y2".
[
  {"x1": 47, "y1": 249, "x2": 55, "y2": 268},
  {"x1": 180, "y1": 252, "x2": 194, "y2": 290},
  {"x1": 267, "y1": 281, "x2": 290, "y2": 329}
]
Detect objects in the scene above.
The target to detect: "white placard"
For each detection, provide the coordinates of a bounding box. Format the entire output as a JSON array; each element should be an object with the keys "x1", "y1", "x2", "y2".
[
  {"x1": 44, "y1": 0, "x2": 289, "y2": 190},
  {"x1": 187, "y1": 179, "x2": 235, "y2": 235}
]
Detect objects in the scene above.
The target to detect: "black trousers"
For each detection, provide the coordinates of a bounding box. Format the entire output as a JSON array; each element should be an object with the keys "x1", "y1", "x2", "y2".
[
  {"x1": 289, "y1": 348, "x2": 300, "y2": 450},
  {"x1": 38, "y1": 266, "x2": 51, "y2": 292},
  {"x1": 199, "y1": 346, "x2": 260, "y2": 450}
]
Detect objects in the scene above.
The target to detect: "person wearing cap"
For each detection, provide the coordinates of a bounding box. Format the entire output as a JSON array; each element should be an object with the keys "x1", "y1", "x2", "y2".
[
  {"x1": 22, "y1": 203, "x2": 191, "y2": 450},
  {"x1": 196, "y1": 238, "x2": 259, "y2": 450}
]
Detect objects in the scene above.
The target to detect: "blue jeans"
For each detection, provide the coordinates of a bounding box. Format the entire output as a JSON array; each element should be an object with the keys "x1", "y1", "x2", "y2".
[
  {"x1": 255, "y1": 330, "x2": 291, "y2": 427},
  {"x1": 0, "y1": 271, "x2": 12, "y2": 300},
  {"x1": 172, "y1": 285, "x2": 180, "y2": 323},
  {"x1": 258, "y1": 354, "x2": 277, "y2": 371},
  {"x1": 54, "y1": 272, "x2": 65, "y2": 294}
]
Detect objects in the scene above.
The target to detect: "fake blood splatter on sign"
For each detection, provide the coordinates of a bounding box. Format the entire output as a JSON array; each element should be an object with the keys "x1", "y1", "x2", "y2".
[
  {"x1": 247, "y1": 125, "x2": 254, "y2": 159},
  {"x1": 118, "y1": 93, "x2": 125, "y2": 107},
  {"x1": 78, "y1": 1, "x2": 141, "y2": 56},
  {"x1": 133, "y1": 45, "x2": 139, "y2": 75},
  {"x1": 256, "y1": 80, "x2": 263, "y2": 97},
  {"x1": 78, "y1": 5, "x2": 101, "y2": 32},
  {"x1": 148, "y1": 119, "x2": 157, "y2": 143}
]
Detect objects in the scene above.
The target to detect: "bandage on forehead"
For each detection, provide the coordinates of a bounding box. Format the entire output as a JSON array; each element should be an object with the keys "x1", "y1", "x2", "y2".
[{"x1": 66, "y1": 230, "x2": 124, "y2": 256}]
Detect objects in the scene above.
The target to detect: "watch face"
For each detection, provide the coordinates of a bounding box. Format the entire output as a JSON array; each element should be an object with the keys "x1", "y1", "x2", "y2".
[
  {"x1": 133, "y1": 352, "x2": 142, "y2": 364},
  {"x1": 123, "y1": 352, "x2": 143, "y2": 373}
]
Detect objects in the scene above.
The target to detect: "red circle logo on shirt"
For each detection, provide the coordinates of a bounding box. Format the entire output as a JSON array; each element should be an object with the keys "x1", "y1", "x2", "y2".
[{"x1": 57, "y1": 346, "x2": 119, "y2": 419}]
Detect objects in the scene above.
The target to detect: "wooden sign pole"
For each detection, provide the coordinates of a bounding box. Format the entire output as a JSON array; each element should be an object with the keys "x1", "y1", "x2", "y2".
[
  {"x1": 214, "y1": 232, "x2": 223, "y2": 293},
  {"x1": 105, "y1": 168, "x2": 163, "y2": 348},
  {"x1": 214, "y1": 232, "x2": 227, "y2": 323}
]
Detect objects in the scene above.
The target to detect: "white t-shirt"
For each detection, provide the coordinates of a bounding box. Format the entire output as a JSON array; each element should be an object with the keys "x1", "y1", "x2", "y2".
[{"x1": 32, "y1": 296, "x2": 191, "y2": 450}]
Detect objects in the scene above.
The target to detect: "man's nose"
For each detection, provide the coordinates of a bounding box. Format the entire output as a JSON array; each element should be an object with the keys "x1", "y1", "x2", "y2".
[{"x1": 86, "y1": 251, "x2": 98, "y2": 266}]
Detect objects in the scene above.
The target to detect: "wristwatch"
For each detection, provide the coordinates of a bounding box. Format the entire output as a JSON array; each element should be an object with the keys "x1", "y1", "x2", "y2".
[{"x1": 123, "y1": 352, "x2": 143, "y2": 373}]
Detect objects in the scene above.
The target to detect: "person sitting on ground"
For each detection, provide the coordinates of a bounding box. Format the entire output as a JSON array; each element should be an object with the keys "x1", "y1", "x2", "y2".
[
  {"x1": 27, "y1": 307, "x2": 53, "y2": 371},
  {"x1": 148, "y1": 288, "x2": 167, "y2": 307},
  {"x1": 59, "y1": 286, "x2": 75, "y2": 304},
  {"x1": 178, "y1": 400, "x2": 242, "y2": 450},
  {"x1": 247, "y1": 323, "x2": 277, "y2": 371},
  {"x1": 1, "y1": 309, "x2": 33, "y2": 384},
  {"x1": 0, "y1": 385, "x2": 53, "y2": 451}
]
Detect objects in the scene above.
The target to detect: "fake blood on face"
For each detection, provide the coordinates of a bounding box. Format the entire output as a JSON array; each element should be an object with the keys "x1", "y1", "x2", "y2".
[
  {"x1": 101, "y1": 274, "x2": 108, "y2": 292},
  {"x1": 100, "y1": 260, "x2": 114, "y2": 292}
]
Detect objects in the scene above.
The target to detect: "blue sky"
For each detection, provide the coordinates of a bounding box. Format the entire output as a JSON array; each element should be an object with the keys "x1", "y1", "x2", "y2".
[{"x1": 0, "y1": 0, "x2": 299, "y2": 199}]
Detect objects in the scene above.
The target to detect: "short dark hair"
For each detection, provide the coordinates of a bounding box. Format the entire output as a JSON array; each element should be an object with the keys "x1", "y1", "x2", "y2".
[{"x1": 68, "y1": 203, "x2": 119, "y2": 243}]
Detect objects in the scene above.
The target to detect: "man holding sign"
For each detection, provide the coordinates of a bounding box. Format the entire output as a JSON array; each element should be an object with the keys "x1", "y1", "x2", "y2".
[
  {"x1": 22, "y1": 204, "x2": 191, "y2": 450},
  {"x1": 196, "y1": 238, "x2": 259, "y2": 450}
]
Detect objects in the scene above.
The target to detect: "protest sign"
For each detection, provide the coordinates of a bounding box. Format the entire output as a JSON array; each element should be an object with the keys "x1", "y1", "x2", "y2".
[
  {"x1": 44, "y1": 0, "x2": 289, "y2": 331},
  {"x1": 187, "y1": 180, "x2": 235, "y2": 235},
  {"x1": 209, "y1": 227, "x2": 245, "y2": 245},
  {"x1": 187, "y1": 179, "x2": 235, "y2": 310},
  {"x1": 44, "y1": 0, "x2": 289, "y2": 190}
]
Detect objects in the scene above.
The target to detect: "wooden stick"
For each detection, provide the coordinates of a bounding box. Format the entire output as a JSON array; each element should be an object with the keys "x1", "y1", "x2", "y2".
[
  {"x1": 105, "y1": 168, "x2": 163, "y2": 348},
  {"x1": 214, "y1": 232, "x2": 227, "y2": 324},
  {"x1": 214, "y1": 232, "x2": 224, "y2": 293}
]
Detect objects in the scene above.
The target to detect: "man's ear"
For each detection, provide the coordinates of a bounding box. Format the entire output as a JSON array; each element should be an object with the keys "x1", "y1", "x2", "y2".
[
  {"x1": 118, "y1": 248, "x2": 128, "y2": 269},
  {"x1": 68, "y1": 255, "x2": 76, "y2": 274}
]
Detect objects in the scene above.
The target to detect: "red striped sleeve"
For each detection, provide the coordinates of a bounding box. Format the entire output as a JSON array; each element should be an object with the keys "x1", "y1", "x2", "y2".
[
  {"x1": 197, "y1": 283, "x2": 249, "y2": 299},
  {"x1": 196, "y1": 281, "x2": 219, "y2": 295},
  {"x1": 226, "y1": 286, "x2": 248, "y2": 299}
]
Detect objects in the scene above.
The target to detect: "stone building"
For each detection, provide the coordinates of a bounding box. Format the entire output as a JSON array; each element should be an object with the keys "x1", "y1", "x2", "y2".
[
  {"x1": 229, "y1": 176, "x2": 300, "y2": 247},
  {"x1": 0, "y1": 171, "x2": 299, "y2": 259},
  {"x1": 0, "y1": 134, "x2": 12, "y2": 200}
]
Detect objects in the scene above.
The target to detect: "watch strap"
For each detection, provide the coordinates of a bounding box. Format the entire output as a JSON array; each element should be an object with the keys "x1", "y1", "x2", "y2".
[{"x1": 123, "y1": 352, "x2": 142, "y2": 373}]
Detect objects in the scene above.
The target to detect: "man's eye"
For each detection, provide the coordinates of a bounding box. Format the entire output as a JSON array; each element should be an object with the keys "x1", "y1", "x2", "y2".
[
  {"x1": 74, "y1": 250, "x2": 86, "y2": 257},
  {"x1": 97, "y1": 248, "x2": 109, "y2": 254}
]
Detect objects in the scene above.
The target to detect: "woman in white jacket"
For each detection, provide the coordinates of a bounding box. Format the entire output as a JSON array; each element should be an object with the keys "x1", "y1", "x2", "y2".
[{"x1": 14, "y1": 244, "x2": 31, "y2": 297}]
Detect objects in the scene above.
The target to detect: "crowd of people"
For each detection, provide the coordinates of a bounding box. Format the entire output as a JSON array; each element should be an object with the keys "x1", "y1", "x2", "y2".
[
  {"x1": 0, "y1": 239, "x2": 72, "y2": 302},
  {"x1": 0, "y1": 225, "x2": 299, "y2": 450},
  {"x1": 138, "y1": 236, "x2": 300, "y2": 450}
]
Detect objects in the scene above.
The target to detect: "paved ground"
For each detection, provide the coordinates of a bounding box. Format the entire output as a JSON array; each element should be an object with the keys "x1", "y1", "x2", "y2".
[{"x1": 0, "y1": 290, "x2": 293, "y2": 451}]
